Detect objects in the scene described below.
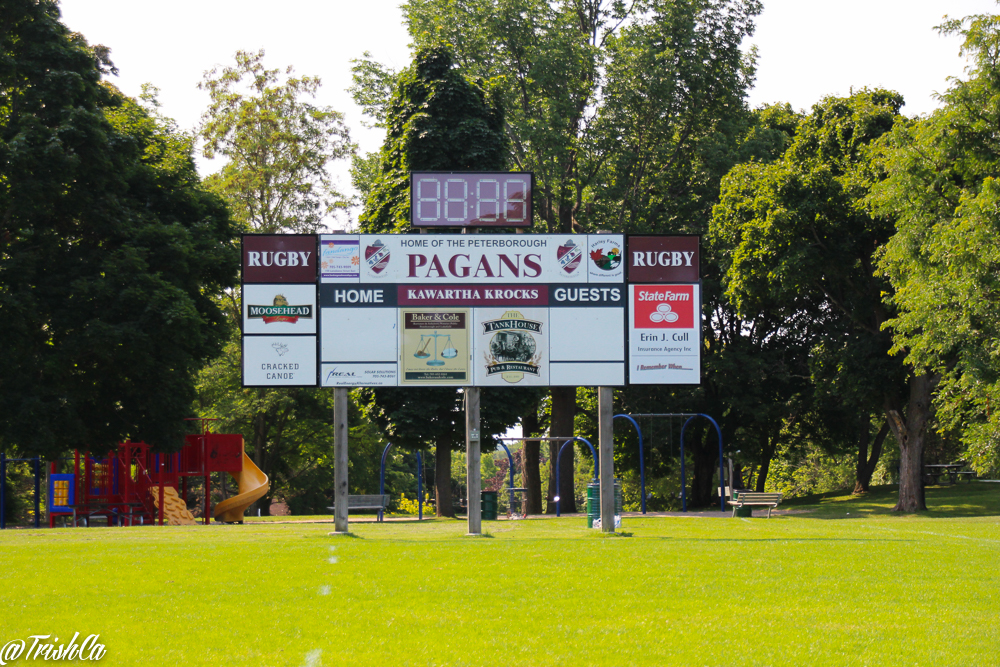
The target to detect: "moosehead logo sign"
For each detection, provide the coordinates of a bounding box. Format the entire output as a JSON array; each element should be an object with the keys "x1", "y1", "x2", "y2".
[{"x1": 247, "y1": 294, "x2": 313, "y2": 324}]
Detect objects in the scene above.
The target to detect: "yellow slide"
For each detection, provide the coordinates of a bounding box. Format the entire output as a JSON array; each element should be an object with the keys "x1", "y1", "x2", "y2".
[{"x1": 213, "y1": 448, "x2": 269, "y2": 523}]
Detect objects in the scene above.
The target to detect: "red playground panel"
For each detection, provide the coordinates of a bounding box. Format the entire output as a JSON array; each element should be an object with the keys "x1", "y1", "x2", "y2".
[{"x1": 70, "y1": 431, "x2": 249, "y2": 527}]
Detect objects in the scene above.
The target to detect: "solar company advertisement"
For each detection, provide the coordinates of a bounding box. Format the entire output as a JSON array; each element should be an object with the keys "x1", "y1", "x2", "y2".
[{"x1": 316, "y1": 233, "x2": 625, "y2": 388}]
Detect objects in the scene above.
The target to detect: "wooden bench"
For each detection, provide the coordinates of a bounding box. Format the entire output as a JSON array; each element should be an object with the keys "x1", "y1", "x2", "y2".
[
  {"x1": 328, "y1": 495, "x2": 390, "y2": 520},
  {"x1": 727, "y1": 492, "x2": 783, "y2": 518},
  {"x1": 956, "y1": 471, "x2": 977, "y2": 483}
]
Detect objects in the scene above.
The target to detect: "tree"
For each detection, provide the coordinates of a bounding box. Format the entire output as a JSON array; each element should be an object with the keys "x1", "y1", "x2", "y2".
[
  {"x1": 194, "y1": 51, "x2": 355, "y2": 514},
  {"x1": 199, "y1": 49, "x2": 355, "y2": 233},
  {"x1": 0, "y1": 1, "x2": 237, "y2": 457},
  {"x1": 711, "y1": 90, "x2": 930, "y2": 509},
  {"x1": 357, "y1": 45, "x2": 528, "y2": 516},
  {"x1": 872, "y1": 11, "x2": 1000, "y2": 481},
  {"x1": 396, "y1": 0, "x2": 762, "y2": 510},
  {"x1": 358, "y1": 44, "x2": 507, "y2": 233}
]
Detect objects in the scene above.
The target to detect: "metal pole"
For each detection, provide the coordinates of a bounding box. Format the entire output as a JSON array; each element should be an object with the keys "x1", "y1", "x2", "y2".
[
  {"x1": 378, "y1": 442, "x2": 393, "y2": 523},
  {"x1": 465, "y1": 387, "x2": 482, "y2": 535},
  {"x1": 1, "y1": 452, "x2": 6, "y2": 530},
  {"x1": 704, "y1": 414, "x2": 726, "y2": 512},
  {"x1": 157, "y1": 454, "x2": 165, "y2": 526},
  {"x1": 333, "y1": 387, "x2": 350, "y2": 534},
  {"x1": 598, "y1": 388, "x2": 615, "y2": 533},
  {"x1": 680, "y1": 417, "x2": 691, "y2": 512},
  {"x1": 555, "y1": 437, "x2": 597, "y2": 517},
  {"x1": 417, "y1": 452, "x2": 423, "y2": 521},
  {"x1": 679, "y1": 414, "x2": 725, "y2": 512},
  {"x1": 613, "y1": 414, "x2": 646, "y2": 514},
  {"x1": 34, "y1": 456, "x2": 40, "y2": 528}
]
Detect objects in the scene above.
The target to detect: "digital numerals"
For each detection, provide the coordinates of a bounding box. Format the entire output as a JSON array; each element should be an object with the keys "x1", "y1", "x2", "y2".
[{"x1": 412, "y1": 173, "x2": 532, "y2": 227}]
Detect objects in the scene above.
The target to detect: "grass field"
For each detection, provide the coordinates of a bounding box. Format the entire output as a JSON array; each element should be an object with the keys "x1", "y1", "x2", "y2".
[{"x1": 2, "y1": 484, "x2": 999, "y2": 666}]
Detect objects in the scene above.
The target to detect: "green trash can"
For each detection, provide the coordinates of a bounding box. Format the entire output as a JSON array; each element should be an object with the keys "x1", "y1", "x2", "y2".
[
  {"x1": 481, "y1": 490, "x2": 498, "y2": 521},
  {"x1": 587, "y1": 481, "x2": 624, "y2": 527},
  {"x1": 586, "y1": 482, "x2": 601, "y2": 528},
  {"x1": 731, "y1": 491, "x2": 752, "y2": 517}
]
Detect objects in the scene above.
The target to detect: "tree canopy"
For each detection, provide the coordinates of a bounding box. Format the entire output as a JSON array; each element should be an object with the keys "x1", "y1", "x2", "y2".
[
  {"x1": 0, "y1": 0, "x2": 237, "y2": 457},
  {"x1": 873, "y1": 12, "x2": 1000, "y2": 476}
]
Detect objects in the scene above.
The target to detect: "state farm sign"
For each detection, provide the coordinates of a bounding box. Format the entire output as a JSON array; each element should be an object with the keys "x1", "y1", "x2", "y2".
[{"x1": 632, "y1": 285, "x2": 695, "y2": 329}]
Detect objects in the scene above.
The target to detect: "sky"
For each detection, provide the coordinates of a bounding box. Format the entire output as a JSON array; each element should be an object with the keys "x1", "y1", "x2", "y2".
[{"x1": 58, "y1": 0, "x2": 998, "y2": 222}]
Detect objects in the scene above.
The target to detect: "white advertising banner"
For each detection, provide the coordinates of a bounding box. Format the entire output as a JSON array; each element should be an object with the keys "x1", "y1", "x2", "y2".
[
  {"x1": 320, "y1": 234, "x2": 625, "y2": 284},
  {"x1": 243, "y1": 335, "x2": 317, "y2": 387},
  {"x1": 317, "y1": 233, "x2": 626, "y2": 387},
  {"x1": 628, "y1": 284, "x2": 701, "y2": 385}
]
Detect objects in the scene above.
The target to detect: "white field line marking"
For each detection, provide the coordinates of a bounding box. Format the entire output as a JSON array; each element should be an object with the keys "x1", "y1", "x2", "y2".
[
  {"x1": 318, "y1": 585, "x2": 331, "y2": 595},
  {"x1": 303, "y1": 649, "x2": 322, "y2": 667},
  {"x1": 862, "y1": 523, "x2": 1000, "y2": 546}
]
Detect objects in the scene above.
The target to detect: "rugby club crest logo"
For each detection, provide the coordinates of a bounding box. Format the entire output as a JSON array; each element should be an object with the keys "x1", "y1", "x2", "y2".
[
  {"x1": 556, "y1": 239, "x2": 582, "y2": 274},
  {"x1": 365, "y1": 239, "x2": 391, "y2": 274},
  {"x1": 483, "y1": 311, "x2": 543, "y2": 383},
  {"x1": 248, "y1": 294, "x2": 313, "y2": 324}
]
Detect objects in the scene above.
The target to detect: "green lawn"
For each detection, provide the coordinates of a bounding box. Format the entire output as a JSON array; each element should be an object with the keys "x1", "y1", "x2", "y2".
[{"x1": 2, "y1": 485, "x2": 999, "y2": 666}]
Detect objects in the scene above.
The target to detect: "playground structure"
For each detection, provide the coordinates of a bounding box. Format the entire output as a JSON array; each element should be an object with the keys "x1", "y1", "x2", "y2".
[{"x1": 2, "y1": 429, "x2": 268, "y2": 528}]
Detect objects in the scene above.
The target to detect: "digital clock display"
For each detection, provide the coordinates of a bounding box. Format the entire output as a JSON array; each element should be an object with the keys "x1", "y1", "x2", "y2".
[{"x1": 410, "y1": 172, "x2": 533, "y2": 227}]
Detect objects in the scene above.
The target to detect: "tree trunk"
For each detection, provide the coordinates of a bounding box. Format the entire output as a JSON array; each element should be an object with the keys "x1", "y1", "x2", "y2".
[
  {"x1": 755, "y1": 434, "x2": 777, "y2": 493},
  {"x1": 522, "y1": 404, "x2": 543, "y2": 515},
  {"x1": 547, "y1": 386, "x2": 577, "y2": 513},
  {"x1": 853, "y1": 418, "x2": 889, "y2": 495},
  {"x1": 885, "y1": 372, "x2": 938, "y2": 512},
  {"x1": 434, "y1": 442, "x2": 454, "y2": 518},
  {"x1": 690, "y1": 432, "x2": 717, "y2": 507},
  {"x1": 253, "y1": 410, "x2": 270, "y2": 517}
]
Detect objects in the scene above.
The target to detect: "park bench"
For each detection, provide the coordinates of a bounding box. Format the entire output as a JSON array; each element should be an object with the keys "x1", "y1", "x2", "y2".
[
  {"x1": 727, "y1": 491, "x2": 783, "y2": 518},
  {"x1": 327, "y1": 495, "x2": 390, "y2": 520},
  {"x1": 956, "y1": 471, "x2": 977, "y2": 483}
]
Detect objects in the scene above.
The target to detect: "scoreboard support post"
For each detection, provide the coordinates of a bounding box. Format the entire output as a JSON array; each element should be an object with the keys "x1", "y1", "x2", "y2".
[
  {"x1": 465, "y1": 387, "x2": 482, "y2": 535},
  {"x1": 598, "y1": 387, "x2": 615, "y2": 533},
  {"x1": 332, "y1": 387, "x2": 350, "y2": 534}
]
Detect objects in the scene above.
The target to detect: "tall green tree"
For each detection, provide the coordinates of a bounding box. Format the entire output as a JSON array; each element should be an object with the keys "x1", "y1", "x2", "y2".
[
  {"x1": 199, "y1": 49, "x2": 355, "y2": 233},
  {"x1": 872, "y1": 11, "x2": 1000, "y2": 481},
  {"x1": 711, "y1": 90, "x2": 923, "y2": 508},
  {"x1": 393, "y1": 0, "x2": 762, "y2": 509},
  {"x1": 357, "y1": 45, "x2": 532, "y2": 516},
  {"x1": 0, "y1": 1, "x2": 236, "y2": 457},
  {"x1": 358, "y1": 44, "x2": 507, "y2": 233},
  {"x1": 195, "y1": 50, "x2": 355, "y2": 514}
]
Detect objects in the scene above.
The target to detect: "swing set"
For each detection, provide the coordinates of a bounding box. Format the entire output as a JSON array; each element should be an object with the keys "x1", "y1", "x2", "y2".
[{"x1": 615, "y1": 413, "x2": 725, "y2": 513}]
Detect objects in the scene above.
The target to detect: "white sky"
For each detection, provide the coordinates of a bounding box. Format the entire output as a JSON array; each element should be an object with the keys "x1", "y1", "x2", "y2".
[{"x1": 58, "y1": 0, "x2": 997, "y2": 224}]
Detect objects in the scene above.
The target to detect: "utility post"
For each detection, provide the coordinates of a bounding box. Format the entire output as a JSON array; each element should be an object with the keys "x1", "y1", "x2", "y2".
[
  {"x1": 466, "y1": 387, "x2": 482, "y2": 535},
  {"x1": 332, "y1": 387, "x2": 350, "y2": 534},
  {"x1": 598, "y1": 387, "x2": 615, "y2": 533}
]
